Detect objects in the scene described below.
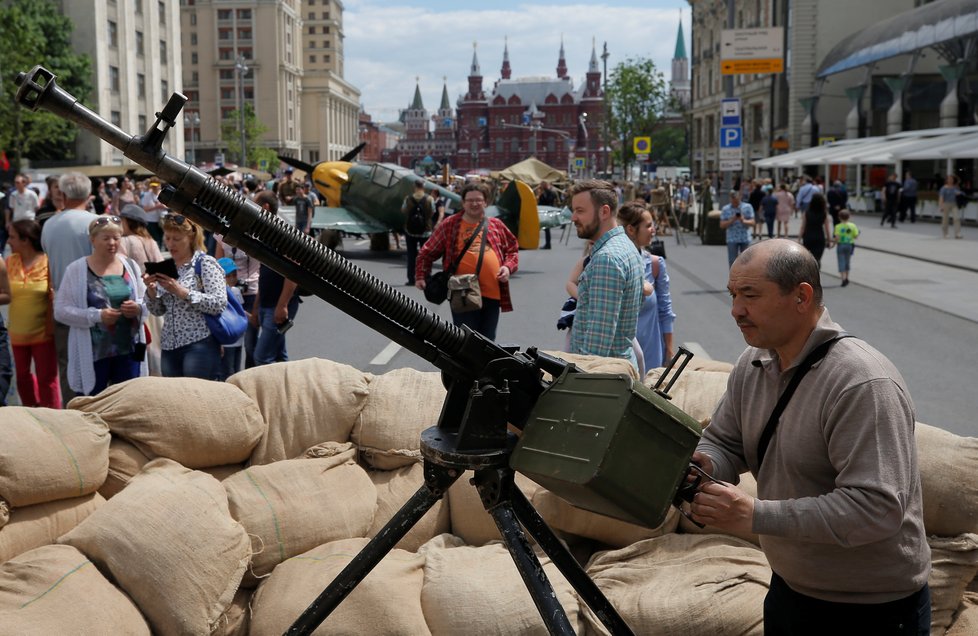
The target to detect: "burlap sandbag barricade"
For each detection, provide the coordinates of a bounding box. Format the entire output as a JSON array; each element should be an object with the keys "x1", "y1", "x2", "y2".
[
  {"x1": 59, "y1": 458, "x2": 251, "y2": 636},
  {"x1": 678, "y1": 471, "x2": 761, "y2": 546},
  {"x1": 0, "y1": 544, "x2": 150, "y2": 634},
  {"x1": 643, "y1": 367, "x2": 730, "y2": 423},
  {"x1": 250, "y1": 537, "x2": 430, "y2": 635},
  {"x1": 354, "y1": 367, "x2": 447, "y2": 469},
  {"x1": 916, "y1": 422, "x2": 978, "y2": 536},
  {"x1": 541, "y1": 350, "x2": 640, "y2": 380},
  {"x1": 0, "y1": 500, "x2": 7, "y2": 530},
  {"x1": 447, "y1": 471, "x2": 542, "y2": 546},
  {"x1": 223, "y1": 444, "x2": 376, "y2": 580},
  {"x1": 582, "y1": 533, "x2": 770, "y2": 636},
  {"x1": 228, "y1": 359, "x2": 370, "y2": 465},
  {"x1": 368, "y1": 461, "x2": 451, "y2": 552},
  {"x1": 69, "y1": 376, "x2": 265, "y2": 469},
  {"x1": 0, "y1": 407, "x2": 109, "y2": 507},
  {"x1": 419, "y1": 533, "x2": 582, "y2": 635},
  {"x1": 948, "y1": 591, "x2": 978, "y2": 636},
  {"x1": 929, "y1": 534, "x2": 978, "y2": 634},
  {"x1": 0, "y1": 493, "x2": 103, "y2": 564},
  {"x1": 212, "y1": 587, "x2": 253, "y2": 636}
]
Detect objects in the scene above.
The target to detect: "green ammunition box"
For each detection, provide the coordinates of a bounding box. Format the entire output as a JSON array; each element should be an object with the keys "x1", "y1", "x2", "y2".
[{"x1": 511, "y1": 371, "x2": 702, "y2": 528}]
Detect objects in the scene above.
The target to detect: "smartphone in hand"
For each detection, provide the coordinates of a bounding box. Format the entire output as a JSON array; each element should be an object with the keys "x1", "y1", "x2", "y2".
[{"x1": 145, "y1": 258, "x2": 179, "y2": 279}]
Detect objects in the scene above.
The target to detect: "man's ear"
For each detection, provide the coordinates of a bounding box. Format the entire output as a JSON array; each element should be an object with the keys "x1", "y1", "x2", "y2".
[{"x1": 796, "y1": 282, "x2": 815, "y2": 307}]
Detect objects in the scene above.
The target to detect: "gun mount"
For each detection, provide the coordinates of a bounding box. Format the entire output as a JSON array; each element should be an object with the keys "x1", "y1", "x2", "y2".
[{"x1": 15, "y1": 66, "x2": 703, "y2": 636}]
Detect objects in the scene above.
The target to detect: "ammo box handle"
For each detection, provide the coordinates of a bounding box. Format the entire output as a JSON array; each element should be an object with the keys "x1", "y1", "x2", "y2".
[{"x1": 652, "y1": 346, "x2": 694, "y2": 399}]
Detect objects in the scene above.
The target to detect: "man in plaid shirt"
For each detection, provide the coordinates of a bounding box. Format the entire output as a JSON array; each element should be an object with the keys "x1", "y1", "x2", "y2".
[{"x1": 568, "y1": 180, "x2": 644, "y2": 368}]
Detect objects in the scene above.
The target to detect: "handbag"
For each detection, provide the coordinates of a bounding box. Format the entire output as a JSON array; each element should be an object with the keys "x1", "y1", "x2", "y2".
[
  {"x1": 448, "y1": 224, "x2": 487, "y2": 313},
  {"x1": 424, "y1": 219, "x2": 485, "y2": 306},
  {"x1": 649, "y1": 239, "x2": 666, "y2": 259},
  {"x1": 194, "y1": 257, "x2": 249, "y2": 345}
]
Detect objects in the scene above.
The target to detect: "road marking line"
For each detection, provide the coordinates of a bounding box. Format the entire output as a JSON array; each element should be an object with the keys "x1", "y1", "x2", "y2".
[
  {"x1": 356, "y1": 239, "x2": 370, "y2": 247},
  {"x1": 682, "y1": 342, "x2": 712, "y2": 360},
  {"x1": 370, "y1": 342, "x2": 401, "y2": 366}
]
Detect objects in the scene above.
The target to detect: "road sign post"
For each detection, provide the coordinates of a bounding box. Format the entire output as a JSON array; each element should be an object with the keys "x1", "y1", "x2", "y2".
[{"x1": 720, "y1": 28, "x2": 785, "y2": 75}]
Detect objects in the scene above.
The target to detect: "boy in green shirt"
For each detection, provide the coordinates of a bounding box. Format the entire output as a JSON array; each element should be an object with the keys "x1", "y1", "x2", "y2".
[{"x1": 833, "y1": 209, "x2": 859, "y2": 287}]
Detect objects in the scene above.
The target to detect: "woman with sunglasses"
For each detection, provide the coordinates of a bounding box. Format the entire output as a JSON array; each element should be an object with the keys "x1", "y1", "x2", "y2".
[
  {"x1": 53, "y1": 215, "x2": 148, "y2": 396},
  {"x1": 617, "y1": 200, "x2": 675, "y2": 377},
  {"x1": 144, "y1": 213, "x2": 227, "y2": 380}
]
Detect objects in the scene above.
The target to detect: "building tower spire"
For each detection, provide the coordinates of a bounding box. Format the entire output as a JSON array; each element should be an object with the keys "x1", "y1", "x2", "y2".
[
  {"x1": 556, "y1": 35, "x2": 568, "y2": 79},
  {"x1": 410, "y1": 77, "x2": 424, "y2": 110},
  {"x1": 670, "y1": 11, "x2": 691, "y2": 109},
  {"x1": 440, "y1": 77, "x2": 451, "y2": 111},
  {"x1": 588, "y1": 37, "x2": 599, "y2": 73},
  {"x1": 501, "y1": 36, "x2": 512, "y2": 80},
  {"x1": 470, "y1": 41, "x2": 481, "y2": 76}
]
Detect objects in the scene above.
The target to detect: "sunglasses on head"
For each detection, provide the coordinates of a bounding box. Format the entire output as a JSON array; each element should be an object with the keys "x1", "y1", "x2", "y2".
[{"x1": 89, "y1": 215, "x2": 122, "y2": 231}]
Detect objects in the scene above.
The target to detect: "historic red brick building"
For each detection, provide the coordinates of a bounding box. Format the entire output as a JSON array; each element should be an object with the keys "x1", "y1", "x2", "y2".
[{"x1": 385, "y1": 41, "x2": 605, "y2": 175}]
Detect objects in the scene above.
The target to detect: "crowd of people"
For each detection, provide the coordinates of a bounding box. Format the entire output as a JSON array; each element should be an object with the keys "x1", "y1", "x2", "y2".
[{"x1": 0, "y1": 169, "x2": 314, "y2": 407}]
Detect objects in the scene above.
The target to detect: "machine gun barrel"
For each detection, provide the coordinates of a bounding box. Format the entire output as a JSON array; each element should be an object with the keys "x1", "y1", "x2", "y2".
[{"x1": 14, "y1": 66, "x2": 546, "y2": 425}]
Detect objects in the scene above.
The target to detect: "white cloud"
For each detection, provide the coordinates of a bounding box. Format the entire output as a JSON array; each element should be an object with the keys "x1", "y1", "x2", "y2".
[{"x1": 344, "y1": 2, "x2": 690, "y2": 122}]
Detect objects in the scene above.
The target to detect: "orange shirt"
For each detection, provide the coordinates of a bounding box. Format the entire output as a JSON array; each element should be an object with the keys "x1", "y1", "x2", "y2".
[
  {"x1": 6, "y1": 253, "x2": 54, "y2": 345},
  {"x1": 455, "y1": 220, "x2": 501, "y2": 300}
]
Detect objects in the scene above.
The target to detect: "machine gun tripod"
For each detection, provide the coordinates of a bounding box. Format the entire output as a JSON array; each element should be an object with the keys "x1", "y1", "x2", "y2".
[{"x1": 15, "y1": 65, "x2": 703, "y2": 636}]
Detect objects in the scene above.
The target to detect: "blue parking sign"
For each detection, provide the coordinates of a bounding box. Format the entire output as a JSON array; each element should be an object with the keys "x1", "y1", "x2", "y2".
[{"x1": 719, "y1": 126, "x2": 743, "y2": 148}]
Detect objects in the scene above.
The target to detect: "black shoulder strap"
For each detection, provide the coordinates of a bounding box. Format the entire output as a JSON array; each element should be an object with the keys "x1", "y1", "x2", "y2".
[
  {"x1": 447, "y1": 218, "x2": 485, "y2": 276},
  {"x1": 757, "y1": 333, "x2": 851, "y2": 468}
]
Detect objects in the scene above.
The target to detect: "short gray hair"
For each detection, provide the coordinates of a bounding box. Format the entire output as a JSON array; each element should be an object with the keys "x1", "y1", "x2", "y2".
[
  {"x1": 739, "y1": 241, "x2": 823, "y2": 305},
  {"x1": 59, "y1": 172, "x2": 91, "y2": 201}
]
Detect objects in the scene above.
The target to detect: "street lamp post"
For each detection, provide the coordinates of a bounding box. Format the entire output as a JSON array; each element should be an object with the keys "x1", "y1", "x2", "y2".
[
  {"x1": 184, "y1": 111, "x2": 200, "y2": 166},
  {"x1": 601, "y1": 42, "x2": 609, "y2": 178},
  {"x1": 235, "y1": 55, "x2": 250, "y2": 168}
]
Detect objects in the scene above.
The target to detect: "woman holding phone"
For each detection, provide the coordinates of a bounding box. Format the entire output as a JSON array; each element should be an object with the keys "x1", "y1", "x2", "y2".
[{"x1": 143, "y1": 213, "x2": 226, "y2": 379}]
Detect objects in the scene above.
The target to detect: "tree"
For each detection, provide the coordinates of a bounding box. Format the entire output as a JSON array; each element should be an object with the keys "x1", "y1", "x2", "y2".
[
  {"x1": 220, "y1": 103, "x2": 278, "y2": 170},
  {"x1": 0, "y1": 0, "x2": 92, "y2": 171},
  {"x1": 604, "y1": 57, "x2": 670, "y2": 175}
]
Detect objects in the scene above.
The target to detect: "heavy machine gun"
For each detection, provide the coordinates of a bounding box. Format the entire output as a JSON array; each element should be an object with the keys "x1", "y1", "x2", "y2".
[{"x1": 15, "y1": 66, "x2": 703, "y2": 635}]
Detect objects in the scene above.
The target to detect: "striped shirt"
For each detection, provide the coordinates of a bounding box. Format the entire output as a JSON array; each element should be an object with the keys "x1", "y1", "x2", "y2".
[{"x1": 569, "y1": 226, "x2": 644, "y2": 364}]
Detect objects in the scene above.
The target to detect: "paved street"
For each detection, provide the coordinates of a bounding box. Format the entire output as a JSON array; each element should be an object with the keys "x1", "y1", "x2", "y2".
[{"x1": 283, "y1": 212, "x2": 978, "y2": 438}]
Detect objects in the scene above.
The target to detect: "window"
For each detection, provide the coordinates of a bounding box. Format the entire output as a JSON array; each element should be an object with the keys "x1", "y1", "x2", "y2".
[
  {"x1": 751, "y1": 103, "x2": 764, "y2": 143},
  {"x1": 109, "y1": 66, "x2": 120, "y2": 92},
  {"x1": 324, "y1": 26, "x2": 330, "y2": 33},
  {"x1": 323, "y1": 40, "x2": 330, "y2": 49},
  {"x1": 239, "y1": 28, "x2": 252, "y2": 40},
  {"x1": 160, "y1": 40, "x2": 167, "y2": 58},
  {"x1": 108, "y1": 21, "x2": 118, "y2": 48},
  {"x1": 219, "y1": 29, "x2": 232, "y2": 40},
  {"x1": 240, "y1": 48, "x2": 252, "y2": 60},
  {"x1": 139, "y1": 115, "x2": 147, "y2": 130},
  {"x1": 308, "y1": 12, "x2": 314, "y2": 19},
  {"x1": 219, "y1": 69, "x2": 234, "y2": 79},
  {"x1": 136, "y1": 31, "x2": 144, "y2": 56},
  {"x1": 137, "y1": 73, "x2": 146, "y2": 98},
  {"x1": 190, "y1": 33, "x2": 197, "y2": 45},
  {"x1": 237, "y1": 8, "x2": 251, "y2": 19},
  {"x1": 309, "y1": 54, "x2": 317, "y2": 64},
  {"x1": 190, "y1": 12, "x2": 196, "y2": 25},
  {"x1": 219, "y1": 48, "x2": 233, "y2": 60},
  {"x1": 218, "y1": 9, "x2": 231, "y2": 20},
  {"x1": 111, "y1": 110, "x2": 121, "y2": 126},
  {"x1": 309, "y1": 26, "x2": 316, "y2": 34},
  {"x1": 134, "y1": 0, "x2": 142, "y2": 14},
  {"x1": 322, "y1": 12, "x2": 328, "y2": 19},
  {"x1": 221, "y1": 88, "x2": 234, "y2": 100},
  {"x1": 325, "y1": 54, "x2": 331, "y2": 63},
  {"x1": 159, "y1": 1, "x2": 166, "y2": 23},
  {"x1": 495, "y1": 139, "x2": 503, "y2": 154},
  {"x1": 191, "y1": 71, "x2": 198, "y2": 83},
  {"x1": 161, "y1": 80, "x2": 168, "y2": 95},
  {"x1": 191, "y1": 52, "x2": 198, "y2": 65}
]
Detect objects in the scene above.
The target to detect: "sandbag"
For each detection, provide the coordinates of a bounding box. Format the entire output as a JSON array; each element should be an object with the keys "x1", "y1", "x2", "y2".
[
  {"x1": 212, "y1": 586, "x2": 253, "y2": 636},
  {"x1": 59, "y1": 458, "x2": 251, "y2": 636},
  {"x1": 531, "y1": 489, "x2": 680, "y2": 549},
  {"x1": 541, "y1": 350, "x2": 640, "y2": 380},
  {"x1": 355, "y1": 367, "x2": 445, "y2": 469},
  {"x1": 643, "y1": 368, "x2": 731, "y2": 423},
  {"x1": 249, "y1": 537, "x2": 429, "y2": 635},
  {"x1": 0, "y1": 544, "x2": 150, "y2": 635},
  {"x1": 222, "y1": 446, "x2": 376, "y2": 579},
  {"x1": 0, "y1": 500, "x2": 7, "y2": 530},
  {"x1": 447, "y1": 472, "x2": 541, "y2": 546},
  {"x1": 582, "y1": 533, "x2": 770, "y2": 636},
  {"x1": 228, "y1": 359, "x2": 370, "y2": 465},
  {"x1": 677, "y1": 471, "x2": 761, "y2": 546},
  {"x1": 368, "y1": 461, "x2": 451, "y2": 552},
  {"x1": 0, "y1": 407, "x2": 109, "y2": 507},
  {"x1": 916, "y1": 422, "x2": 978, "y2": 536},
  {"x1": 99, "y1": 436, "x2": 151, "y2": 499},
  {"x1": 948, "y1": 591, "x2": 978, "y2": 636},
  {"x1": 419, "y1": 534, "x2": 581, "y2": 635},
  {"x1": 0, "y1": 493, "x2": 104, "y2": 564},
  {"x1": 929, "y1": 534, "x2": 978, "y2": 634},
  {"x1": 69, "y1": 376, "x2": 265, "y2": 469}
]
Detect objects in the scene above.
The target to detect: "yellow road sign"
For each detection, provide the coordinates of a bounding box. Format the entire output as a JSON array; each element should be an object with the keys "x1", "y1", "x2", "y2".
[
  {"x1": 721, "y1": 58, "x2": 784, "y2": 75},
  {"x1": 633, "y1": 137, "x2": 651, "y2": 154}
]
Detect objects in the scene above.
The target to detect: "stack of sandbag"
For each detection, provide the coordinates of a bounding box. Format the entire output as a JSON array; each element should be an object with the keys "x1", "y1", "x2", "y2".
[
  {"x1": 0, "y1": 407, "x2": 109, "y2": 563},
  {"x1": 69, "y1": 376, "x2": 266, "y2": 498},
  {"x1": 59, "y1": 458, "x2": 251, "y2": 635},
  {"x1": 541, "y1": 350, "x2": 640, "y2": 380},
  {"x1": 0, "y1": 544, "x2": 150, "y2": 633},
  {"x1": 643, "y1": 366, "x2": 730, "y2": 424}
]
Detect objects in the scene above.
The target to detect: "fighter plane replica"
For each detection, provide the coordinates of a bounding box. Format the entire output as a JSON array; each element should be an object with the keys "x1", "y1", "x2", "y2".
[{"x1": 277, "y1": 147, "x2": 570, "y2": 250}]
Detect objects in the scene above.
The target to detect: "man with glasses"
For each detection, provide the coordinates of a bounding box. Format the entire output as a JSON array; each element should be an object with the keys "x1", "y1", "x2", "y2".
[
  {"x1": 40, "y1": 172, "x2": 100, "y2": 404},
  {"x1": 566, "y1": 179, "x2": 644, "y2": 368},
  {"x1": 415, "y1": 181, "x2": 519, "y2": 341}
]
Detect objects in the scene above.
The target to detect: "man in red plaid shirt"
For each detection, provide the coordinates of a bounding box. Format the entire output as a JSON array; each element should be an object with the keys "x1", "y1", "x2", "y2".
[{"x1": 415, "y1": 181, "x2": 519, "y2": 340}]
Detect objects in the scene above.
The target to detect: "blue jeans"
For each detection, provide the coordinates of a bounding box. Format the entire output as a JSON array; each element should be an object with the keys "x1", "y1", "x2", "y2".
[
  {"x1": 727, "y1": 241, "x2": 750, "y2": 267},
  {"x1": 161, "y1": 336, "x2": 221, "y2": 380},
  {"x1": 91, "y1": 354, "x2": 141, "y2": 396},
  {"x1": 836, "y1": 242, "x2": 854, "y2": 273},
  {"x1": 451, "y1": 298, "x2": 501, "y2": 341},
  {"x1": 220, "y1": 346, "x2": 243, "y2": 381},
  {"x1": 764, "y1": 573, "x2": 930, "y2": 636},
  {"x1": 254, "y1": 298, "x2": 299, "y2": 366},
  {"x1": 242, "y1": 293, "x2": 258, "y2": 368},
  {"x1": 405, "y1": 235, "x2": 427, "y2": 284}
]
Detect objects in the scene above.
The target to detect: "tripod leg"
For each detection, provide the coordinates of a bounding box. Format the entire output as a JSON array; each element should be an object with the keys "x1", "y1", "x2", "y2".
[
  {"x1": 473, "y1": 468, "x2": 577, "y2": 636},
  {"x1": 510, "y1": 487, "x2": 635, "y2": 636},
  {"x1": 287, "y1": 461, "x2": 461, "y2": 635}
]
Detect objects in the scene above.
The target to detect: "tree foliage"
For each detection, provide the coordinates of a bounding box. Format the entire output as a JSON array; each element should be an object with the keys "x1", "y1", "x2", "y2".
[
  {"x1": 0, "y1": 0, "x2": 92, "y2": 170},
  {"x1": 219, "y1": 103, "x2": 278, "y2": 170}
]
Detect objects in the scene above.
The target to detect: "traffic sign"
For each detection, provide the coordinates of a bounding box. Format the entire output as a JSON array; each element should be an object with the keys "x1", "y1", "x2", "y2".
[
  {"x1": 574, "y1": 157, "x2": 586, "y2": 169},
  {"x1": 719, "y1": 126, "x2": 742, "y2": 149},
  {"x1": 721, "y1": 98, "x2": 741, "y2": 126},
  {"x1": 719, "y1": 159, "x2": 743, "y2": 171},
  {"x1": 722, "y1": 59, "x2": 784, "y2": 74},
  {"x1": 636, "y1": 153, "x2": 649, "y2": 162},
  {"x1": 633, "y1": 137, "x2": 651, "y2": 154},
  {"x1": 215, "y1": 153, "x2": 225, "y2": 167},
  {"x1": 720, "y1": 28, "x2": 784, "y2": 75}
]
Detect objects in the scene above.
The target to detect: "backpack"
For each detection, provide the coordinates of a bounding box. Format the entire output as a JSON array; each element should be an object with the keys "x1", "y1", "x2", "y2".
[{"x1": 405, "y1": 196, "x2": 428, "y2": 236}]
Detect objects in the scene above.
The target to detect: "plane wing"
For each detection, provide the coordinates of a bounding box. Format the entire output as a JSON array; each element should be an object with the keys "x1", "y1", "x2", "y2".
[
  {"x1": 306, "y1": 206, "x2": 391, "y2": 235},
  {"x1": 538, "y1": 205, "x2": 572, "y2": 229}
]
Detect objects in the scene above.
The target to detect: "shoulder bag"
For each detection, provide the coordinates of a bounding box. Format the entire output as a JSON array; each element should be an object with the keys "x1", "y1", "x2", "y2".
[
  {"x1": 424, "y1": 219, "x2": 485, "y2": 305},
  {"x1": 194, "y1": 256, "x2": 249, "y2": 345},
  {"x1": 448, "y1": 222, "x2": 487, "y2": 313}
]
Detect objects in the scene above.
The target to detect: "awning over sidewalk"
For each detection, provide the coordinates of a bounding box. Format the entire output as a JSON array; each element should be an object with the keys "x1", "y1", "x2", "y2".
[{"x1": 753, "y1": 125, "x2": 978, "y2": 169}]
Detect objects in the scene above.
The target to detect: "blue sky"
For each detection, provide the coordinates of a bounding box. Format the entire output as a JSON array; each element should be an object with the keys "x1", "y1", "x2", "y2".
[{"x1": 344, "y1": 1, "x2": 691, "y2": 123}]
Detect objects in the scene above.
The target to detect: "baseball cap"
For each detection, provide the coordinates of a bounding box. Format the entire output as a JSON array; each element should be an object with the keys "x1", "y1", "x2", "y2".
[
  {"x1": 217, "y1": 257, "x2": 238, "y2": 275},
  {"x1": 119, "y1": 203, "x2": 149, "y2": 223}
]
